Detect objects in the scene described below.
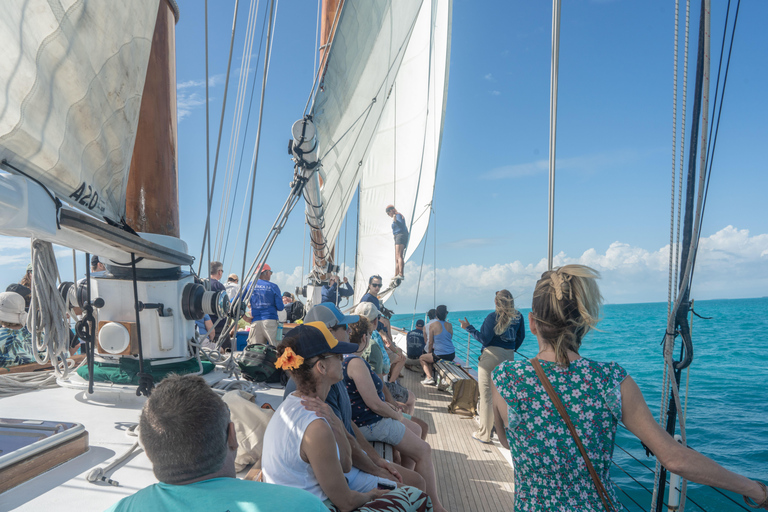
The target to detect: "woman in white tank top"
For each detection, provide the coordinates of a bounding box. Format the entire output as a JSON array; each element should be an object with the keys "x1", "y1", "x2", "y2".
[{"x1": 261, "y1": 322, "x2": 434, "y2": 512}]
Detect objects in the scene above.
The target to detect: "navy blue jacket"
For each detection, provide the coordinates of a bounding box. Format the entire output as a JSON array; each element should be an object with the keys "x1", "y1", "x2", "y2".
[
  {"x1": 467, "y1": 311, "x2": 525, "y2": 351},
  {"x1": 321, "y1": 281, "x2": 354, "y2": 305}
]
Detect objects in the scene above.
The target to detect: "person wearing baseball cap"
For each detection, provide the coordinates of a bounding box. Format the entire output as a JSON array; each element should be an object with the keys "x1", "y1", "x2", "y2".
[
  {"x1": 244, "y1": 263, "x2": 284, "y2": 346},
  {"x1": 0, "y1": 291, "x2": 35, "y2": 368},
  {"x1": 262, "y1": 323, "x2": 432, "y2": 511}
]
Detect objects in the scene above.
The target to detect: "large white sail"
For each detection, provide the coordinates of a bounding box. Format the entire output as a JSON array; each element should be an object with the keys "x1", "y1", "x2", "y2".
[
  {"x1": 353, "y1": 0, "x2": 452, "y2": 302},
  {"x1": 309, "y1": 0, "x2": 425, "y2": 259},
  {"x1": 0, "y1": 0, "x2": 159, "y2": 223}
]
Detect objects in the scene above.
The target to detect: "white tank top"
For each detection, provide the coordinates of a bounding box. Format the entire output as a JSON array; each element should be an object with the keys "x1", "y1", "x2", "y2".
[{"x1": 262, "y1": 393, "x2": 378, "y2": 500}]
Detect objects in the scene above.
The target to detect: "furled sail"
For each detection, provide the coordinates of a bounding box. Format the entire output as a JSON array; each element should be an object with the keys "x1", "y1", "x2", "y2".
[
  {"x1": 0, "y1": 0, "x2": 159, "y2": 223},
  {"x1": 353, "y1": 0, "x2": 452, "y2": 302},
  {"x1": 308, "y1": 0, "x2": 426, "y2": 265}
]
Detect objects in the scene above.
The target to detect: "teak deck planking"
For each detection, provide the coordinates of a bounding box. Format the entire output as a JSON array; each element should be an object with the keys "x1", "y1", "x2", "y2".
[{"x1": 402, "y1": 366, "x2": 515, "y2": 511}]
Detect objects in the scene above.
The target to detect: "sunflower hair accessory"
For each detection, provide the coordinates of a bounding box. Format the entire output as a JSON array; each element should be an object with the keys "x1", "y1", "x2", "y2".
[{"x1": 275, "y1": 347, "x2": 304, "y2": 370}]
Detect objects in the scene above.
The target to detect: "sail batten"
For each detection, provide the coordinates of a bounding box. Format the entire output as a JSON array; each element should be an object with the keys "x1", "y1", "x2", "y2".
[{"x1": 0, "y1": 0, "x2": 160, "y2": 222}]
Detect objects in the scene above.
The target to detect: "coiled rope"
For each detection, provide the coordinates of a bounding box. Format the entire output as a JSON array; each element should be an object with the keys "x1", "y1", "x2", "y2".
[{"x1": 28, "y1": 239, "x2": 74, "y2": 379}]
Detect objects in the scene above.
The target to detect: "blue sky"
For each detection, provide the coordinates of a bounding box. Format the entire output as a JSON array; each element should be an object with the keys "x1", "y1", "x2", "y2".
[{"x1": 2, "y1": 0, "x2": 766, "y2": 311}]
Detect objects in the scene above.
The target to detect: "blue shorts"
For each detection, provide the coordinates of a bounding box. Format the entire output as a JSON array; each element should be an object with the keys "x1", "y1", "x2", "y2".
[{"x1": 360, "y1": 417, "x2": 406, "y2": 445}]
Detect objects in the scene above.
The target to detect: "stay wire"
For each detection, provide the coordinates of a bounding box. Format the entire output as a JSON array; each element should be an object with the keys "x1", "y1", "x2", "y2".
[
  {"x1": 215, "y1": 0, "x2": 261, "y2": 260},
  {"x1": 198, "y1": 0, "x2": 241, "y2": 277},
  {"x1": 222, "y1": 4, "x2": 270, "y2": 267}
]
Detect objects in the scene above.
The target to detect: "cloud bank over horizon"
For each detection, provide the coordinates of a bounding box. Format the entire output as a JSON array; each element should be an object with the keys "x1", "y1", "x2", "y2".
[
  {"x1": 268, "y1": 225, "x2": 768, "y2": 311},
  {"x1": 1, "y1": 226, "x2": 766, "y2": 311}
]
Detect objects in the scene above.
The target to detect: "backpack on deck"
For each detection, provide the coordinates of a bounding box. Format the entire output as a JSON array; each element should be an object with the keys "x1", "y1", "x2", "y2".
[
  {"x1": 237, "y1": 344, "x2": 285, "y2": 384},
  {"x1": 448, "y1": 377, "x2": 480, "y2": 418}
]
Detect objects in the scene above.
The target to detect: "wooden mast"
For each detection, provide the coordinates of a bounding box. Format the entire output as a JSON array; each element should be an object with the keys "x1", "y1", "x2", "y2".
[
  {"x1": 309, "y1": 0, "x2": 344, "y2": 281},
  {"x1": 125, "y1": 0, "x2": 180, "y2": 236}
]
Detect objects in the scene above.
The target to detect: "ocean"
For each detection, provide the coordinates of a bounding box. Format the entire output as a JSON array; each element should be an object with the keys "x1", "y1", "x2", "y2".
[{"x1": 390, "y1": 297, "x2": 768, "y2": 511}]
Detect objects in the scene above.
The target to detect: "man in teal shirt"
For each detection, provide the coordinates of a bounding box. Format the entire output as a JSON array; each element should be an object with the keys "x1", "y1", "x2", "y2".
[{"x1": 105, "y1": 374, "x2": 326, "y2": 512}]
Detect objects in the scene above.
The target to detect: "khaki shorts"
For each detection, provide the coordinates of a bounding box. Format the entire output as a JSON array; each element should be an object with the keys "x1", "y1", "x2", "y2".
[{"x1": 247, "y1": 319, "x2": 278, "y2": 346}]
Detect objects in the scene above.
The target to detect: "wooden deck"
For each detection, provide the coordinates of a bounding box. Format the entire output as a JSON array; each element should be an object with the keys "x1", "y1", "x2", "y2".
[{"x1": 402, "y1": 365, "x2": 515, "y2": 511}]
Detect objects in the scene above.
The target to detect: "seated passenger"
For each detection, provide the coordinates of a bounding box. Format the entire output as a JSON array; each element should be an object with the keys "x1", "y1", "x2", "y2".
[
  {"x1": 283, "y1": 303, "x2": 427, "y2": 492},
  {"x1": 352, "y1": 304, "x2": 416, "y2": 416},
  {"x1": 405, "y1": 320, "x2": 427, "y2": 368},
  {"x1": 343, "y1": 324, "x2": 447, "y2": 512},
  {"x1": 0, "y1": 291, "x2": 34, "y2": 369},
  {"x1": 262, "y1": 323, "x2": 433, "y2": 512},
  {"x1": 105, "y1": 374, "x2": 326, "y2": 512},
  {"x1": 419, "y1": 305, "x2": 455, "y2": 386}
]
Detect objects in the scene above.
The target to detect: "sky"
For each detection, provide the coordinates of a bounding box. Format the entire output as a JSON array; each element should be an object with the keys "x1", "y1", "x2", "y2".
[{"x1": 1, "y1": 0, "x2": 767, "y2": 311}]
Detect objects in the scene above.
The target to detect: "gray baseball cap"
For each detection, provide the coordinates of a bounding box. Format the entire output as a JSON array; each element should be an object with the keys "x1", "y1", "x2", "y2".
[{"x1": 305, "y1": 302, "x2": 359, "y2": 328}]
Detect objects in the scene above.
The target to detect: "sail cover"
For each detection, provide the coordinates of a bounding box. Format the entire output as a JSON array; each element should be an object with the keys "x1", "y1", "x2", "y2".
[
  {"x1": 0, "y1": 0, "x2": 159, "y2": 222},
  {"x1": 353, "y1": 0, "x2": 452, "y2": 302},
  {"x1": 309, "y1": 0, "x2": 426, "y2": 260}
]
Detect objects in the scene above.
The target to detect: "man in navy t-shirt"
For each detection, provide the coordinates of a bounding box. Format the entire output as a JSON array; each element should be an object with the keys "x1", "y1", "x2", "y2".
[
  {"x1": 244, "y1": 264, "x2": 284, "y2": 346},
  {"x1": 406, "y1": 320, "x2": 426, "y2": 360}
]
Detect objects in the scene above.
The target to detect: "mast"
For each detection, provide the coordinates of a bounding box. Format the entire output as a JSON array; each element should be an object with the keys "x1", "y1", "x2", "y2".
[{"x1": 125, "y1": 0, "x2": 181, "y2": 236}]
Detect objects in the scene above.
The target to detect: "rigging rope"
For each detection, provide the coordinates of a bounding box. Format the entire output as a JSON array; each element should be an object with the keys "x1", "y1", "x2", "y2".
[
  {"x1": 215, "y1": 0, "x2": 261, "y2": 261},
  {"x1": 223, "y1": 2, "x2": 270, "y2": 269},
  {"x1": 410, "y1": 206, "x2": 433, "y2": 330},
  {"x1": 28, "y1": 239, "x2": 74, "y2": 379},
  {"x1": 197, "y1": 0, "x2": 241, "y2": 276}
]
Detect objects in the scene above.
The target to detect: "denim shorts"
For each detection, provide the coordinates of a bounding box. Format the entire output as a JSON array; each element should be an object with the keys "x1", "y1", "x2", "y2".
[
  {"x1": 360, "y1": 417, "x2": 406, "y2": 445},
  {"x1": 384, "y1": 380, "x2": 409, "y2": 403}
]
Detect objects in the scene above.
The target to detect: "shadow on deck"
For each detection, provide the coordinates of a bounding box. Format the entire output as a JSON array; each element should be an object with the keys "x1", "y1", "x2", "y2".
[{"x1": 402, "y1": 365, "x2": 515, "y2": 511}]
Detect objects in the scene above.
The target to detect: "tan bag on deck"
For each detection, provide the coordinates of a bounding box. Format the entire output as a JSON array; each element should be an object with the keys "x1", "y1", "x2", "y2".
[{"x1": 448, "y1": 378, "x2": 479, "y2": 417}]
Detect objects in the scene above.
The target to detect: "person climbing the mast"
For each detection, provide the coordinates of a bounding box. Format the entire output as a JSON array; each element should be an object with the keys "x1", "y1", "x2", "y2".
[{"x1": 385, "y1": 205, "x2": 408, "y2": 280}]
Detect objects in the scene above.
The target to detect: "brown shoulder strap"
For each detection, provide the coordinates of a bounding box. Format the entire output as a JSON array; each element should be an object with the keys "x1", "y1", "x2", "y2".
[{"x1": 530, "y1": 358, "x2": 616, "y2": 512}]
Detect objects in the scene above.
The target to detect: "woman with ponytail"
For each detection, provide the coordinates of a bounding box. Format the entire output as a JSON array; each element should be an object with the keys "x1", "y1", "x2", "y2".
[
  {"x1": 459, "y1": 290, "x2": 525, "y2": 444},
  {"x1": 490, "y1": 265, "x2": 768, "y2": 511}
]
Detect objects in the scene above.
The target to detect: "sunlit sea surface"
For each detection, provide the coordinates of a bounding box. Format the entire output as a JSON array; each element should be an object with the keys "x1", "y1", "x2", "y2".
[{"x1": 390, "y1": 297, "x2": 768, "y2": 511}]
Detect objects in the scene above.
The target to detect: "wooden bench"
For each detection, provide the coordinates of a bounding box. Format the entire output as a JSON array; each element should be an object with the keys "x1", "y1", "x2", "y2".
[
  {"x1": 434, "y1": 360, "x2": 471, "y2": 394},
  {"x1": 371, "y1": 441, "x2": 394, "y2": 462}
]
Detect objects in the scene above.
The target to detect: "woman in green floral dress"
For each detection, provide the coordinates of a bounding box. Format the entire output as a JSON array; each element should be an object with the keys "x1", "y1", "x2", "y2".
[
  {"x1": 492, "y1": 265, "x2": 768, "y2": 511},
  {"x1": 0, "y1": 291, "x2": 34, "y2": 369}
]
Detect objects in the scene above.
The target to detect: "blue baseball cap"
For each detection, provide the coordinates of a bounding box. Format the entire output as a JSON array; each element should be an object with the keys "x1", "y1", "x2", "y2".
[
  {"x1": 305, "y1": 302, "x2": 359, "y2": 328},
  {"x1": 287, "y1": 322, "x2": 359, "y2": 358}
]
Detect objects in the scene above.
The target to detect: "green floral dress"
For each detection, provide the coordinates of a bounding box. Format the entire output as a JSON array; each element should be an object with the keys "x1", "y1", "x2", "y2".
[
  {"x1": 0, "y1": 326, "x2": 35, "y2": 368},
  {"x1": 492, "y1": 357, "x2": 628, "y2": 511}
]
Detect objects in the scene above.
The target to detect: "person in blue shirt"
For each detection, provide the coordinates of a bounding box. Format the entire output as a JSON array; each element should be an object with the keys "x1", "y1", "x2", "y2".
[
  {"x1": 244, "y1": 264, "x2": 284, "y2": 346},
  {"x1": 104, "y1": 373, "x2": 326, "y2": 512},
  {"x1": 386, "y1": 205, "x2": 408, "y2": 279},
  {"x1": 321, "y1": 275, "x2": 354, "y2": 306},
  {"x1": 459, "y1": 289, "x2": 525, "y2": 444}
]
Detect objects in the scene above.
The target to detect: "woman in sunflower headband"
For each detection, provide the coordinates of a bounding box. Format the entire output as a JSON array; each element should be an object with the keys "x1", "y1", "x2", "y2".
[{"x1": 262, "y1": 322, "x2": 433, "y2": 512}]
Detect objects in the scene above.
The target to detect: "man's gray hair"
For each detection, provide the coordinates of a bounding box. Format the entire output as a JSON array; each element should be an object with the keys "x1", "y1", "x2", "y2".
[
  {"x1": 210, "y1": 261, "x2": 224, "y2": 275},
  {"x1": 139, "y1": 374, "x2": 230, "y2": 484}
]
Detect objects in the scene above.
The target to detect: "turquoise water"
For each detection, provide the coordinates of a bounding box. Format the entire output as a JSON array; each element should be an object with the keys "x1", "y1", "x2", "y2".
[{"x1": 390, "y1": 297, "x2": 768, "y2": 511}]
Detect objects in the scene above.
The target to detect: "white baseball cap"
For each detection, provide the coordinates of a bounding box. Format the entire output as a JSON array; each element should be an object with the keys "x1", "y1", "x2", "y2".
[{"x1": 0, "y1": 291, "x2": 27, "y2": 325}]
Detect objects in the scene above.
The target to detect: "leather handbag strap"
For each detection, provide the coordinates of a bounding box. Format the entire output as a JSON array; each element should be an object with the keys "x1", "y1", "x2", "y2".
[{"x1": 530, "y1": 358, "x2": 616, "y2": 512}]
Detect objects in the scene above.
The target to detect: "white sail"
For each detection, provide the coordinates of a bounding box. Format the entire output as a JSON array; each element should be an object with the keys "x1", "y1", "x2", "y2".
[
  {"x1": 309, "y1": 0, "x2": 425, "y2": 258},
  {"x1": 353, "y1": 0, "x2": 452, "y2": 302},
  {"x1": 0, "y1": 0, "x2": 159, "y2": 222}
]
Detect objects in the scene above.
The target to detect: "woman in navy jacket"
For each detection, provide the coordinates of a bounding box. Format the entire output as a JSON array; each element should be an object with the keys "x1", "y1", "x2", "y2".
[{"x1": 459, "y1": 290, "x2": 525, "y2": 444}]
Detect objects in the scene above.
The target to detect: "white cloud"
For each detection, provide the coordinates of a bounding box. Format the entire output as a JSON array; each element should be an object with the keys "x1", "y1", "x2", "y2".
[
  {"x1": 482, "y1": 149, "x2": 638, "y2": 180},
  {"x1": 176, "y1": 75, "x2": 223, "y2": 121},
  {"x1": 2, "y1": 226, "x2": 765, "y2": 310},
  {"x1": 491, "y1": 90, "x2": 501, "y2": 96},
  {"x1": 484, "y1": 73, "x2": 494, "y2": 81}
]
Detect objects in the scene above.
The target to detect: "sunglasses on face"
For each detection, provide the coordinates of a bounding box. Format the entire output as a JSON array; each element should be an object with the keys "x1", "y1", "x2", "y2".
[{"x1": 371, "y1": 283, "x2": 382, "y2": 288}]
